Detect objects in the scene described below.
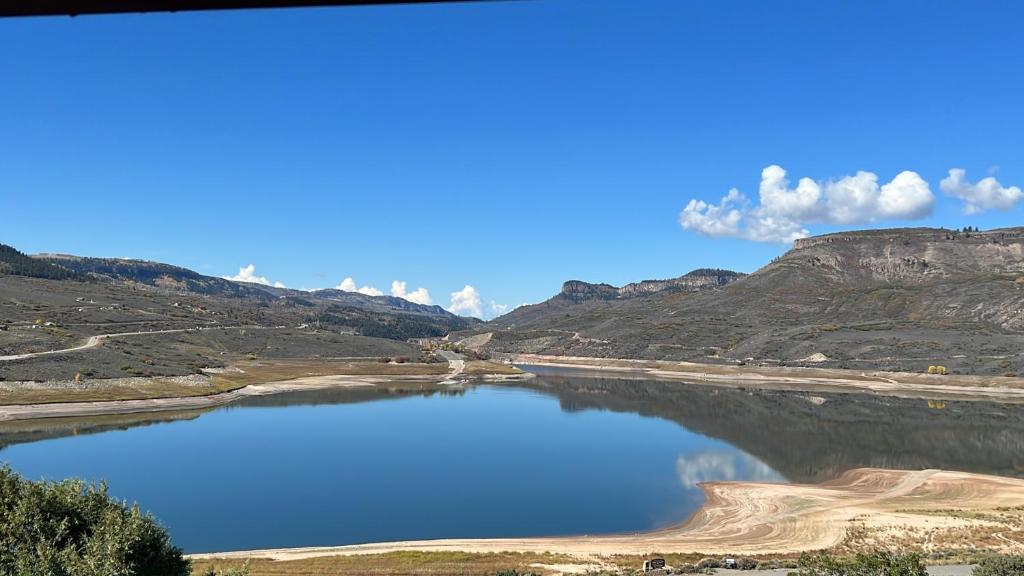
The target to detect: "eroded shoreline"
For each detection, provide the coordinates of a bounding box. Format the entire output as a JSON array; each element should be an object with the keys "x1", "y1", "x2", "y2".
[
  {"x1": 513, "y1": 354, "x2": 1024, "y2": 403},
  {"x1": 191, "y1": 468, "x2": 1024, "y2": 560}
]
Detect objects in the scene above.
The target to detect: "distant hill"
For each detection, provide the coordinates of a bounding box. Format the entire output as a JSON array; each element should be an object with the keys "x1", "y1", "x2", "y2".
[
  {"x1": 474, "y1": 227, "x2": 1024, "y2": 375},
  {"x1": 0, "y1": 244, "x2": 80, "y2": 280},
  {"x1": 0, "y1": 245, "x2": 477, "y2": 344},
  {"x1": 37, "y1": 254, "x2": 271, "y2": 298},
  {"x1": 487, "y1": 267, "x2": 745, "y2": 329}
]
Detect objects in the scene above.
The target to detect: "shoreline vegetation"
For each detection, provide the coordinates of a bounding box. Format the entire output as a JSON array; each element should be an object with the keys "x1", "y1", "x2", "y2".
[{"x1": 190, "y1": 468, "x2": 1024, "y2": 571}]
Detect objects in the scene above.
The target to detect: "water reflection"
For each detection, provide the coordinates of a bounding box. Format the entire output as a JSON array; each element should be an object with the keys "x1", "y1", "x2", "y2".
[
  {"x1": 518, "y1": 369, "x2": 1024, "y2": 482},
  {"x1": 675, "y1": 452, "x2": 783, "y2": 488},
  {"x1": 3, "y1": 372, "x2": 1023, "y2": 484},
  {"x1": 0, "y1": 371, "x2": 1021, "y2": 551}
]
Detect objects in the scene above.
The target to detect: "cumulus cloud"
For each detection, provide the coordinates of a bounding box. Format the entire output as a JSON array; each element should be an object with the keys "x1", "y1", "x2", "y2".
[
  {"x1": 336, "y1": 277, "x2": 383, "y2": 296},
  {"x1": 489, "y1": 302, "x2": 510, "y2": 317},
  {"x1": 390, "y1": 280, "x2": 433, "y2": 305},
  {"x1": 940, "y1": 168, "x2": 1023, "y2": 214},
  {"x1": 223, "y1": 264, "x2": 285, "y2": 288},
  {"x1": 680, "y1": 165, "x2": 935, "y2": 243},
  {"x1": 446, "y1": 285, "x2": 508, "y2": 320},
  {"x1": 449, "y1": 285, "x2": 483, "y2": 317}
]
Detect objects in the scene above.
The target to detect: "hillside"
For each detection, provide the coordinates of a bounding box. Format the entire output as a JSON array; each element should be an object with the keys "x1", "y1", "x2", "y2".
[
  {"x1": 36, "y1": 254, "x2": 272, "y2": 298},
  {"x1": 0, "y1": 245, "x2": 477, "y2": 380},
  {"x1": 475, "y1": 227, "x2": 1024, "y2": 375},
  {"x1": 0, "y1": 244, "x2": 80, "y2": 280}
]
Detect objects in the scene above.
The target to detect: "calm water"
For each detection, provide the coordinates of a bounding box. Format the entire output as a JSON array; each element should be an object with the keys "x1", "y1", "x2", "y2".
[{"x1": 1, "y1": 370, "x2": 1022, "y2": 553}]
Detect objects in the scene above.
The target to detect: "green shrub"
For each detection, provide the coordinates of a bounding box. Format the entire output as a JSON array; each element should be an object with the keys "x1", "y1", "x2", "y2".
[
  {"x1": 697, "y1": 558, "x2": 722, "y2": 570},
  {"x1": 973, "y1": 555, "x2": 1024, "y2": 576},
  {"x1": 0, "y1": 465, "x2": 189, "y2": 576},
  {"x1": 795, "y1": 551, "x2": 927, "y2": 576},
  {"x1": 736, "y1": 557, "x2": 758, "y2": 570}
]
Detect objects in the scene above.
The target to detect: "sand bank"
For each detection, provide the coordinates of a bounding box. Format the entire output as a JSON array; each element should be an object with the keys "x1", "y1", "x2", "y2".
[{"x1": 193, "y1": 468, "x2": 1024, "y2": 560}]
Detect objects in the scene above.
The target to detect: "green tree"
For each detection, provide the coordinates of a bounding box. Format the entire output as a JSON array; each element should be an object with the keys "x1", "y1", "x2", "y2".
[
  {"x1": 974, "y1": 554, "x2": 1024, "y2": 576},
  {"x1": 0, "y1": 466, "x2": 189, "y2": 576}
]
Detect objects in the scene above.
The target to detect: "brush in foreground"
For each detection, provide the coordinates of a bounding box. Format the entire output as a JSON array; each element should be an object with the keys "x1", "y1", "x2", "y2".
[{"x1": 0, "y1": 466, "x2": 188, "y2": 576}]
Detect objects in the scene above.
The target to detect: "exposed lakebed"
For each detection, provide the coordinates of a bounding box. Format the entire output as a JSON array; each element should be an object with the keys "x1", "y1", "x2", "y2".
[{"x1": 1, "y1": 368, "x2": 1022, "y2": 553}]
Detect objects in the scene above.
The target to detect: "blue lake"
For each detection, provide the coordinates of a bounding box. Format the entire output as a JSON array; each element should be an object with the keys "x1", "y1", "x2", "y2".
[{"x1": 1, "y1": 371, "x2": 1021, "y2": 553}]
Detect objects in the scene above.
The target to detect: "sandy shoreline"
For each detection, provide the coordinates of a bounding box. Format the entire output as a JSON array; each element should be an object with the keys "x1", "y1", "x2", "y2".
[
  {"x1": 191, "y1": 468, "x2": 1024, "y2": 560},
  {"x1": 514, "y1": 354, "x2": 1024, "y2": 403}
]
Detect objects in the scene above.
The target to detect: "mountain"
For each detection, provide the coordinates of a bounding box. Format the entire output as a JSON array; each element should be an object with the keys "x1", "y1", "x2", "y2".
[
  {"x1": 1, "y1": 244, "x2": 476, "y2": 348},
  {"x1": 493, "y1": 268, "x2": 744, "y2": 328},
  {"x1": 475, "y1": 227, "x2": 1024, "y2": 375},
  {"x1": 0, "y1": 244, "x2": 80, "y2": 281},
  {"x1": 558, "y1": 269, "x2": 745, "y2": 303},
  {"x1": 32, "y1": 254, "x2": 464, "y2": 322},
  {"x1": 36, "y1": 254, "x2": 272, "y2": 298}
]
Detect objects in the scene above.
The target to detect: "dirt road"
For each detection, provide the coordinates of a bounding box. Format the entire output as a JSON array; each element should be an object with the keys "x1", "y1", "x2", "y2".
[
  {"x1": 436, "y1": 349, "x2": 466, "y2": 383},
  {"x1": 0, "y1": 327, "x2": 222, "y2": 362}
]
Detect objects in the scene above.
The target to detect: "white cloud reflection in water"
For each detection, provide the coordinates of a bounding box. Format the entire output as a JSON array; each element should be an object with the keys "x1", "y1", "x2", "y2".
[{"x1": 675, "y1": 451, "x2": 784, "y2": 489}]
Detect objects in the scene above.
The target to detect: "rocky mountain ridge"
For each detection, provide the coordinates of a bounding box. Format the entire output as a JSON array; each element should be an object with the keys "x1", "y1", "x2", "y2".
[
  {"x1": 558, "y1": 269, "x2": 745, "y2": 302},
  {"x1": 475, "y1": 226, "x2": 1024, "y2": 375}
]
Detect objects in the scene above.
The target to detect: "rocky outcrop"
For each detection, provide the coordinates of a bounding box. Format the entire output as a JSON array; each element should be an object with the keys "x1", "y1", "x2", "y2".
[
  {"x1": 558, "y1": 269, "x2": 745, "y2": 302},
  {"x1": 558, "y1": 280, "x2": 620, "y2": 302},
  {"x1": 620, "y1": 269, "x2": 744, "y2": 297}
]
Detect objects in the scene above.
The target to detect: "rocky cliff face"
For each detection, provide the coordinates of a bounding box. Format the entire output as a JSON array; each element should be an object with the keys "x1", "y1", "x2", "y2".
[
  {"x1": 558, "y1": 269, "x2": 745, "y2": 302},
  {"x1": 558, "y1": 280, "x2": 620, "y2": 302}
]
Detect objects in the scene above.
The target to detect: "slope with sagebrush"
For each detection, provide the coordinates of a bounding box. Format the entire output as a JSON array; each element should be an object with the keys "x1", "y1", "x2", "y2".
[{"x1": 480, "y1": 227, "x2": 1024, "y2": 375}]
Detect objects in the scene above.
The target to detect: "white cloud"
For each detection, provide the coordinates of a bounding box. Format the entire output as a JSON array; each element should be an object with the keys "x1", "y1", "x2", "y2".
[
  {"x1": 223, "y1": 264, "x2": 285, "y2": 288},
  {"x1": 489, "y1": 301, "x2": 510, "y2": 317},
  {"x1": 878, "y1": 171, "x2": 934, "y2": 219},
  {"x1": 678, "y1": 189, "x2": 747, "y2": 238},
  {"x1": 680, "y1": 165, "x2": 935, "y2": 243},
  {"x1": 390, "y1": 280, "x2": 433, "y2": 305},
  {"x1": 759, "y1": 165, "x2": 822, "y2": 220},
  {"x1": 449, "y1": 285, "x2": 483, "y2": 317},
  {"x1": 336, "y1": 277, "x2": 383, "y2": 296},
  {"x1": 446, "y1": 285, "x2": 508, "y2": 320},
  {"x1": 940, "y1": 168, "x2": 1023, "y2": 214}
]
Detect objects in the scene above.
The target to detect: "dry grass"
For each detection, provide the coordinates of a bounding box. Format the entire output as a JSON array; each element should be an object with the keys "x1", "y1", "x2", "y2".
[
  {"x1": 0, "y1": 359, "x2": 448, "y2": 406},
  {"x1": 462, "y1": 361, "x2": 523, "y2": 376},
  {"x1": 0, "y1": 378, "x2": 245, "y2": 406},
  {"x1": 210, "y1": 359, "x2": 448, "y2": 388},
  {"x1": 190, "y1": 551, "x2": 805, "y2": 575},
  {"x1": 191, "y1": 551, "x2": 573, "y2": 576},
  {"x1": 834, "y1": 505, "x2": 1024, "y2": 559},
  {"x1": 514, "y1": 354, "x2": 1024, "y2": 393}
]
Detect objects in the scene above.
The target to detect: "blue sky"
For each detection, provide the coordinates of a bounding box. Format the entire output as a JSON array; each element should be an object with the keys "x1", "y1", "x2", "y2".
[{"x1": 2, "y1": 0, "x2": 1023, "y2": 317}]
